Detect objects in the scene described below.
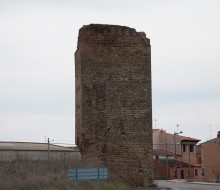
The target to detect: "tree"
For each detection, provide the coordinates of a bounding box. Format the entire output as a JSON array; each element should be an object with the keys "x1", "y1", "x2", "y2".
[{"x1": 212, "y1": 169, "x2": 220, "y2": 183}]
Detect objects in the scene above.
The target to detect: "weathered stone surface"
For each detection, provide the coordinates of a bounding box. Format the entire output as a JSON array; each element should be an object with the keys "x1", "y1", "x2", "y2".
[{"x1": 75, "y1": 24, "x2": 153, "y2": 187}]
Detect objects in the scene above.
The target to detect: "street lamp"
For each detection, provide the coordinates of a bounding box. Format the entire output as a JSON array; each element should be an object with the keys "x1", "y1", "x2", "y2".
[
  {"x1": 174, "y1": 130, "x2": 183, "y2": 178},
  {"x1": 165, "y1": 139, "x2": 169, "y2": 180}
]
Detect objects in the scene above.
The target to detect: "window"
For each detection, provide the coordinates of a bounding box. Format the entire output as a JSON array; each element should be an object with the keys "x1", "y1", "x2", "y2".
[
  {"x1": 182, "y1": 145, "x2": 186, "y2": 152},
  {"x1": 174, "y1": 171, "x2": 177, "y2": 178},
  {"x1": 202, "y1": 168, "x2": 205, "y2": 176},
  {"x1": 195, "y1": 169, "x2": 198, "y2": 176},
  {"x1": 190, "y1": 145, "x2": 194, "y2": 152}
]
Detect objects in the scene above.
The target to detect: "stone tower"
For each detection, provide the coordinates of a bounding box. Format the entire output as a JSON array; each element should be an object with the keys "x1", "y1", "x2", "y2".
[{"x1": 75, "y1": 24, "x2": 153, "y2": 187}]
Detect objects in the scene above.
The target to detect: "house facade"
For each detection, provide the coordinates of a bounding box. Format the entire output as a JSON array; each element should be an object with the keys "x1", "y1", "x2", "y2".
[
  {"x1": 153, "y1": 129, "x2": 201, "y2": 180},
  {"x1": 200, "y1": 132, "x2": 220, "y2": 182}
]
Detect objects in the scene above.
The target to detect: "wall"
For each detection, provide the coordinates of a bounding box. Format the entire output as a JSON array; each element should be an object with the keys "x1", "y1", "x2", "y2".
[
  {"x1": 201, "y1": 141, "x2": 220, "y2": 181},
  {"x1": 153, "y1": 129, "x2": 161, "y2": 150},
  {"x1": 169, "y1": 167, "x2": 195, "y2": 180},
  {"x1": 75, "y1": 24, "x2": 153, "y2": 187},
  {"x1": 0, "y1": 150, "x2": 81, "y2": 162},
  {"x1": 181, "y1": 144, "x2": 197, "y2": 164}
]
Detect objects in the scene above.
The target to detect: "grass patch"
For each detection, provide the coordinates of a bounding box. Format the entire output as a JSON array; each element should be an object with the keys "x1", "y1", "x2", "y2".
[
  {"x1": 1, "y1": 181, "x2": 131, "y2": 190},
  {"x1": 101, "y1": 181, "x2": 131, "y2": 190}
]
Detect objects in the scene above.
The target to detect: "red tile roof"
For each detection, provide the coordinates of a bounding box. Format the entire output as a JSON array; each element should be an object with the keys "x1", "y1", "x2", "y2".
[
  {"x1": 153, "y1": 148, "x2": 178, "y2": 156},
  {"x1": 153, "y1": 129, "x2": 200, "y2": 142}
]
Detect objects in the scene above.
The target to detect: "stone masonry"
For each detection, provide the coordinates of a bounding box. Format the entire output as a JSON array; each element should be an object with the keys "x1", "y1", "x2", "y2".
[{"x1": 75, "y1": 24, "x2": 153, "y2": 187}]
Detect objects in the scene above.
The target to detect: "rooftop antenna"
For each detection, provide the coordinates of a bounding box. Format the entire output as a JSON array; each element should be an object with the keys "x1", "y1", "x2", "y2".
[
  {"x1": 209, "y1": 125, "x2": 212, "y2": 139},
  {"x1": 177, "y1": 124, "x2": 179, "y2": 133}
]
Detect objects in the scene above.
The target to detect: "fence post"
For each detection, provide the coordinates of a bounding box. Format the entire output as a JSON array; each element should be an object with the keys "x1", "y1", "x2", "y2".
[
  {"x1": 75, "y1": 168, "x2": 78, "y2": 190},
  {"x1": 97, "y1": 168, "x2": 99, "y2": 190}
]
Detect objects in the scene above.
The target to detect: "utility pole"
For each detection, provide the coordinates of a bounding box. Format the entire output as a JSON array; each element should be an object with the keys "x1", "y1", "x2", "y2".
[
  {"x1": 165, "y1": 139, "x2": 169, "y2": 180},
  {"x1": 48, "y1": 138, "x2": 50, "y2": 169},
  {"x1": 174, "y1": 132, "x2": 177, "y2": 178},
  {"x1": 188, "y1": 137, "x2": 191, "y2": 181}
]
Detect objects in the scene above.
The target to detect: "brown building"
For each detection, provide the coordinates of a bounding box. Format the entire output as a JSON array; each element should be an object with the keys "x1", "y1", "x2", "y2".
[
  {"x1": 0, "y1": 141, "x2": 80, "y2": 161},
  {"x1": 153, "y1": 129, "x2": 201, "y2": 180},
  {"x1": 200, "y1": 131, "x2": 220, "y2": 182},
  {"x1": 75, "y1": 24, "x2": 153, "y2": 187}
]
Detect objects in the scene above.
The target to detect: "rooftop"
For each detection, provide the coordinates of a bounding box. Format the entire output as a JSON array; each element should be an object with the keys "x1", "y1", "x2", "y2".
[
  {"x1": 200, "y1": 131, "x2": 220, "y2": 145},
  {"x1": 153, "y1": 149, "x2": 179, "y2": 156},
  {"x1": 153, "y1": 129, "x2": 200, "y2": 142}
]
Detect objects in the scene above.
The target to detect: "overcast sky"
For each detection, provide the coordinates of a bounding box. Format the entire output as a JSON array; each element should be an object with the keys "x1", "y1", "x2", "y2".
[{"x1": 0, "y1": 0, "x2": 219, "y2": 145}]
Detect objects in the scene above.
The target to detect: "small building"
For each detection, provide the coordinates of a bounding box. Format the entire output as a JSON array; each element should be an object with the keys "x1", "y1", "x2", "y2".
[
  {"x1": 153, "y1": 129, "x2": 202, "y2": 180},
  {"x1": 0, "y1": 141, "x2": 81, "y2": 162},
  {"x1": 200, "y1": 132, "x2": 220, "y2": 182}
]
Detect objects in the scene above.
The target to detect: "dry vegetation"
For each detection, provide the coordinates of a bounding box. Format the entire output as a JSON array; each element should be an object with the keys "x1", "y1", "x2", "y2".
[{"x1": 0, "y1": 152, "x2": 131, "y2": 190}]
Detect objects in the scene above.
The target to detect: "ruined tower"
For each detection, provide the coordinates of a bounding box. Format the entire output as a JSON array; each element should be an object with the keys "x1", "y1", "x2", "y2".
[{"x1": 75, "y1": 24, "x2": 153, "y2": 187}]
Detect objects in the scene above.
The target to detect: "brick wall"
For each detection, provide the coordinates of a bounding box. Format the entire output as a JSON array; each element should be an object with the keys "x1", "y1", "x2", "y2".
[{"x1": 75, "y1": 24, "x2": 153, "y2": 187}]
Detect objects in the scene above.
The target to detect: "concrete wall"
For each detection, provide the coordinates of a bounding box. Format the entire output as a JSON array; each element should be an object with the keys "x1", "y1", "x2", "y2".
[{"x1": 75, "y1": 24, "x2": 153, "y2": 187}]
